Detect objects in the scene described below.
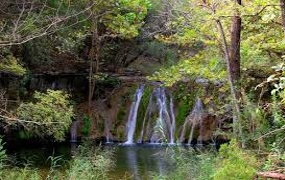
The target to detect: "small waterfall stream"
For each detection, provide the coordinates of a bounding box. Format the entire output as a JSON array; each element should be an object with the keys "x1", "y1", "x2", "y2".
[
  {"x1": 179, "y1": 98, "x2": 204, "y2": 143},
  {"x1": 70, "y1": 120, "x2": 80, "y2": 143},
  {"x1": 151, "y1": 87, "x2": 175, "y2": 144},
  {"x1": 169, "y1": 95, "x2": 176, "y2": 144},
  {"x1": 125, "y1": 85, "x2": 145, "y2": 144}
]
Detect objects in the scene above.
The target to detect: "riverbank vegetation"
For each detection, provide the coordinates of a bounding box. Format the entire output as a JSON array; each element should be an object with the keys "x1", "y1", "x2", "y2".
[{"x1": 0, "y1": 141, "x2": 114, "y2": 180}]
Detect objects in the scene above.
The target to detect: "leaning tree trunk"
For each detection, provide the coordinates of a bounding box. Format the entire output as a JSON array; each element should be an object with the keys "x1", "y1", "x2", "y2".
[
  {"x1": 216, "y1": 19, "x2": 244, "y2": 147},
  {"x1": 280, "y1": 0, "x2": 285, "y2": 42},
  {"x1": 214, "y1": 0, "x2": 244, "y2": 147}
]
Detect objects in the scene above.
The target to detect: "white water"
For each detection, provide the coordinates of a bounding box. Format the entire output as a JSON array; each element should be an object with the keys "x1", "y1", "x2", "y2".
[
  {"x1": 179, "y1": 98, "x2": 204, "y2": 144},
  {"x1": 151, "y1": 88, "x2": 175, "y2": 143},
  {"x1": 125, "y1": 85, "x2": 145, "y2": 144},
  {"x1": 188, "y1": 98, "x2": 204, "y2": 144},
  {"x1": 169, "y1": 95, "x2": 176, "y2": 144},
  {"x1": 70, "y1": 120, "x2": 80, "y2": 143},
  {"x1": 138, "y1": 93, "x2": 154, "y2": 143}
]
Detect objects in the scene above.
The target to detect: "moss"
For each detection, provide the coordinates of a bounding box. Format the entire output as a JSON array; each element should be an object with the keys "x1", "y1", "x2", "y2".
[
  {"x1": 17, "y1": 130, "x2": 34, "y2": 140},
  {"x1": 134, "y1": 85, "x2": 152, "y2": 140},
  {"x1": 173, "y1": 82, "x2": 205, "y2": 126},
  {"x1": 82, "y1": 114, "x2": 91, "y2": 137},
  {"x1": 116, "y1": 108, "x2": 126, "y2": 123}
]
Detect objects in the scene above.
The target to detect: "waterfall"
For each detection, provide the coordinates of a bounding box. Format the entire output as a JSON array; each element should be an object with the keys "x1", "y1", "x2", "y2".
[
  {"x1": 125, "y1": 85, "x2": 145, "y2": 144},
  {"x1": 151, "y1": 88, "x2": 175, "y2": 143},
  {"x1": 169, "y1": 95, "x2": 176, "y2": 144},
  {"x1": 104, "y1": 115, "x2": 112, "y2": 143},
  {"x1": 179, "y1": 98, "x2": 204, "y2": 144},
  {"x1": 70, "y1": 120, "x2": 80, "y2": 143},
  {"x1": 138, "y1": 93, "x2": 154, "y2": 143}
]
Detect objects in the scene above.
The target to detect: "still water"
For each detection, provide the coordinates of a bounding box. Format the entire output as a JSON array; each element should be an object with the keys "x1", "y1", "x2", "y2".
[
  {"x1": 109, "y1": 144, "x2": 173, "y2": 179},
  {"x1": 6, "y1": 142, "x2": 176, "y2": 179}
]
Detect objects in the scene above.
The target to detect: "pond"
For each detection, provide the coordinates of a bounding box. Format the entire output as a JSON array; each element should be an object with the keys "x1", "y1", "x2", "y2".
[{"x1": 5, "y1": 142, "x2": 183, "y2": 179}]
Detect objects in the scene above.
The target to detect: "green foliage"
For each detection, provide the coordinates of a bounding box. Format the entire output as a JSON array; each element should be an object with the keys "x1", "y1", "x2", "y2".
[
  {"x1": 263, "y1": 143, "x2": 285, "y2": 172},
  {"x1": 0, "y1": 55, "x2": 27, "y2": 76},
  {"x1": 116, "y1": 108, "x2": 126, "y2": 123},
  {"x1": 17, "y1": 90, "x2": 74, "y2": 141},
  {"x1": 0, "y1": 166, "x2": 42, "y2": 180},
  {"x1": 141, "y1": 41, "x2": 179, "y2": 67},
  {"x1": 213, "y1": 140, "x2": 257, "y2": 180},
  {"x1": 89, "y1": 0, "x2": 151, "y2": 41},
  {"x1": 150, "y1": 49, "x2": 227, "y2": 86},
  {"x1": 100, "y1": 0, "x2": 151, "y2": 38},
  {"x1": 0, "y1": 138, "x2": 7, "y2": 169},
  {"x1": 153, "y1": 148, "x2": 216, "y2": 180},
  {"x1": 0, "y1": 143, "x2": 114, "y2": 180},
  {"x1": 17, "y1": 130, "x2": 34, "y2": 140},
  {"x1": 256, "y1": 63, "x2": 285, "y2": 149},
  {"x1": 82, "y1": 114, "x2": 91, "y2": 136},
  {"x1": 23, "y1": 38, "x2": 52, "y2": 67},
  {"x1": 67, "y1": 145, "x2": 114, "y2": 180},
  {"x1": 238, "y1": 94, "x2": 269, "y2": 148}
]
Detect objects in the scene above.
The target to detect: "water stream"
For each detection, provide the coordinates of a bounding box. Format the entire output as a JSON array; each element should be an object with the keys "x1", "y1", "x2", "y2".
[
  {"x1": 126, "y1": 86, "x2": 176, "y2": 144},
  {"x1": 125, "y1": 85, "x2": 145, "y2": 144},
  {"x1": 70, "y1": 120, "x2": 80, "y2": 143}
]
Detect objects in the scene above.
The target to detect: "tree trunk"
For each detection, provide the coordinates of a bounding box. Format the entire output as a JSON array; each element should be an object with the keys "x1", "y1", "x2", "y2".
[
  {"x1": 88, "y1": 5, "x2": 100, "y2": 118},
  {"x1": 280, "y1": 0, "x2": 285, "y2": 42},
  {"x1": 229, "y1": 0, "x2": 241, "y2": 83},
  {"x1": 256, "y1": 172, "x2": 285, "y2": 179}
]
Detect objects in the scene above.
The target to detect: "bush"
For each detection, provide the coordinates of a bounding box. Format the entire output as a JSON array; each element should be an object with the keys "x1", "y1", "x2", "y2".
[
  {"x1": 67, "y1": 145, "x2": 114, "y2": 180},
  {"x1": 17, "y1": 90, "x2": 75, "y2": 141},
  {"x1": 213, "y1": 140, "x2": 257, "y2": 180},
  {"x1": 82, "y1": 114, "x2": 91, "y2": 136},
  {"x1": 0, "y1": 137, "x2": 7, "y2": 170},
  {"x1": 0, "y1": 55, "x2": 27, "y2": 76},
  {"x1": 153, "y1": 148, "x2": 215, "y2": 180}
]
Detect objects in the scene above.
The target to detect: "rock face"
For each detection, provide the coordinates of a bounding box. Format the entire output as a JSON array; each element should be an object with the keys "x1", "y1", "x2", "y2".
[
  {"x1": 70, "y1": 82, "x2": 220, "y2": 144},
  {"x1": 197, "y1": 114, "x2": 217, "y2": 142},
  {"x1": 179, "y1": 98, "x2": 217, "y2": 144}
]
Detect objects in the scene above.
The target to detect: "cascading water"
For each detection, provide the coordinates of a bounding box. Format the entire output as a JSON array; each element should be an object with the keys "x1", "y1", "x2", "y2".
[
  {"x1": 179, "y1": 98, "x2": 204, "y2": 144},
  {"x1": 138, "y1": 93, "x2": 154, "y2": 143},
  {"x1": 70, "y1": 120, "x2": 80, "y2": 143},
  {"x1": 169, "y1": 95, "x2": 176, "y2": 144},
  {"x1": 150, "y1": 88, "x2": 175, "y2": 143},
  {"x1": 125, "y1": 85, "x2": 145, "y2": 144}
]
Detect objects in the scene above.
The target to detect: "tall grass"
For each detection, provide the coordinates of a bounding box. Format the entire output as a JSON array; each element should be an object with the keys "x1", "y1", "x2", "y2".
[
  {"x1": 67, "y1": 144, "x2": 114, "y2": 180},
  {"x1": 152, "y1": 147, "x2": 216, "y2": 180},
  {"x1": 0, "y1": 142, "x2": 114, "y2": 180}
]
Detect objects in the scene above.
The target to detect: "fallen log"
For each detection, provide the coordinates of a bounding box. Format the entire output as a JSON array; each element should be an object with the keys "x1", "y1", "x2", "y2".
[{"x1": 255, "y1": 172, "x2": 285, "y2": 179}]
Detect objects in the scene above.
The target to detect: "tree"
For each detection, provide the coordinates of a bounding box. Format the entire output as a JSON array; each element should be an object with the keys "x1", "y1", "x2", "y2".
[
  {"x1": 151, "y1": 0, "x2": 285, "y2": 146},
  {"x1": 86, "y1": 0, "x2": 151, "y2": 117},
  {"x1": 229, "y1": 0, "x2": 242, "y2": 84}
]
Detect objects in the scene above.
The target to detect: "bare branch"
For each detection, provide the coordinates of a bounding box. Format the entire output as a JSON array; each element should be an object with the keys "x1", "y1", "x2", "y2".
[{"x1": 0, "y1": 1, "x2": 96, "y2": 47}]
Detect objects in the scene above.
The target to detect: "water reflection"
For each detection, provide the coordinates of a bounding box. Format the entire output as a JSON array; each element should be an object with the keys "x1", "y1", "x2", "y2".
[{"x1": 112, "y1": 145, "x2": 173, "y2": 179}]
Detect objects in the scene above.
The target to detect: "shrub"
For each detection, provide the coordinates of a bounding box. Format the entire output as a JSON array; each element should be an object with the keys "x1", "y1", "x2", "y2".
[
  {"x1": 67, "y1": 145, "x2": 114, "y2": 180},
  {"x1": 0, "y1": 137, "x2": 7, "y2": 169},
  {"x1": 153, "y1": 148, "x2": 215, "y2": 180},
  {"x1": 0, "y1": 55, "x2": 27, "y2": 76},
  {"x1": 82, "y1": 114, "x2": 91, "y2": 136},
  {"x1": 17, "y1": 90, "x2": 75, "y2": 141},
  {"x1": 213, "y1": 140, "x2": 257, "y2": 180}
]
